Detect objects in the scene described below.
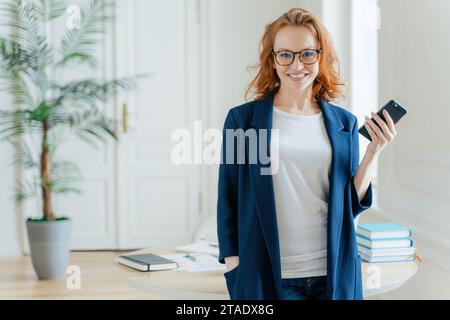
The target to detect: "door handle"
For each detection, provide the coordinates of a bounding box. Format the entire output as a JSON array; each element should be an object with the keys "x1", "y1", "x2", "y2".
[{"x1": 122, "y1": 103, "x2": 129, "y2": 133}]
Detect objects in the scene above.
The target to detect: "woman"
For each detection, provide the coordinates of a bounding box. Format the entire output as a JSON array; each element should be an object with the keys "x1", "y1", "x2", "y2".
[{"x1": 217, "y1": 8, "x2": 400, "y2": 300}]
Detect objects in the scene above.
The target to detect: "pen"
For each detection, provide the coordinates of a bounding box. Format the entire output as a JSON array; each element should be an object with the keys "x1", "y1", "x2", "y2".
[
  {"x1": 199, "y1": 238, "x2": 219, "y2": 247},
  {"x1": 184, "y1": 254, "x2": 197, "y2": 262}
]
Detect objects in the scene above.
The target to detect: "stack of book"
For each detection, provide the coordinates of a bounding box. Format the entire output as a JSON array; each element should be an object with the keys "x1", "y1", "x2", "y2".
[{"x1": 356, "y1": 222, "x2": 416, "y2": 263}]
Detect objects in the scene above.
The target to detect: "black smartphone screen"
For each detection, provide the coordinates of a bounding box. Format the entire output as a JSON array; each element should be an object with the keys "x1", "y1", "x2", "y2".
[{"x1": 358, "y1": 99, "x2": 407, "y2": 141}]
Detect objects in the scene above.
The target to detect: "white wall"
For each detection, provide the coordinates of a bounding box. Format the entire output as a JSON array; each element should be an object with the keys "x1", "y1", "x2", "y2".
[
  {"x1": 360, "y1": 0, "x2": 450, "y2": 299},
  {"x1": 322, "y1": 0, "x2": 380, "y2": 230},
  {"x1": 349, "y1": 0, "x2": 380, "y2": 222}
]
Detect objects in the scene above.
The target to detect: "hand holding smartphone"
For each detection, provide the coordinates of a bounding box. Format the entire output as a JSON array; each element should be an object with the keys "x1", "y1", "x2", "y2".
[{"x1": 358, "y1": 99, "x2": 407, "y2": 141}]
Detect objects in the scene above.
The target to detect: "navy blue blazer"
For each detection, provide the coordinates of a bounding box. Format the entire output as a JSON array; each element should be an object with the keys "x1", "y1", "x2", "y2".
[{"x1": 216, "y1": 94, "x2": 373, "y2": 300}]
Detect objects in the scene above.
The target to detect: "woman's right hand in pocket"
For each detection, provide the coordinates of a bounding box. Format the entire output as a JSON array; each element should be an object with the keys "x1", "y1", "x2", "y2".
[{"x1": 224, "y1": 256, "x2": 239, "y2": 272}]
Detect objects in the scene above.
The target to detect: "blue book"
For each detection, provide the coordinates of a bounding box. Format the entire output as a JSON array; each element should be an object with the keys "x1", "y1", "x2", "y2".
[
  {"x1": 357, "y1": 223, "x2": 412, "y2": 240},
  {"x1": 359, "y1": 252, "x2": 415, "y2": 263},
  {"x1": 357, "y1": 234, "x2": 413, "y2": 249},
  {"x1": 358, "y1": 245, "x2": 416, "y2": 257}
]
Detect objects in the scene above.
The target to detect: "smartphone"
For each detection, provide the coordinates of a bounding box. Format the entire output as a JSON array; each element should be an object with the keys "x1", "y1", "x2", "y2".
[{"x1": 358, "y1": 99, "x2": 407, "y2": 141}]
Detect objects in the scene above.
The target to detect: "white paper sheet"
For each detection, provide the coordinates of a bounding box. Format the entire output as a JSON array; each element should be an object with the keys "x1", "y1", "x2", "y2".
[{"x1": 160, "y1": 253, "x2": 226, "y2": 272}]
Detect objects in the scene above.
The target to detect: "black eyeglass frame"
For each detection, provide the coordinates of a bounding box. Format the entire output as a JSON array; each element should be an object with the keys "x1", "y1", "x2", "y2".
[{"x1": 271, "y1": 48, "x2": 323, "y2": 66}]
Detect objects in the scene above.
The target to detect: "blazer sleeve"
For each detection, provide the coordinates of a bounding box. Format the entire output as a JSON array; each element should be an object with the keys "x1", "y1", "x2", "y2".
[
  {"x1": 350, "y1": 116, "x2": 373, "y2": 218},
  {"x1": 216, "y1": 109, "x2": 239, "y2": 264}
]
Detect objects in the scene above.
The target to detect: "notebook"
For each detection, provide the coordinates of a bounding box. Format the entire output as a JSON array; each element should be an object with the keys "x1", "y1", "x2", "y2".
[
  {"x1": 357, "y1": 223, "x2": 412, "y2": 239},
  {"x1": 358, "y1": 245, "x2": 416, "y2": 257},
  {"x1": 356, "y1": 234, "x2": 413, "y2": 249},
  {"x1": 359, "y1": 253, "x2": 415, "y2": 263},
  {"x1": 117, "y1": 253, "x2": 178, "y2": 272}
]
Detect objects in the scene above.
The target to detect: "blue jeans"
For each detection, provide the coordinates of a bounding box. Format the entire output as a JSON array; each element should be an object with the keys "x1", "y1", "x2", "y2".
[{"x1": 279, "y1": 275, "x2": 327, "y2": 300}]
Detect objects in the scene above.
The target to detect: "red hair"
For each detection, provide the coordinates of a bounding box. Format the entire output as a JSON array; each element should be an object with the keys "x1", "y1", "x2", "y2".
[{"x1": 245, "y1": 8, "x2": 346, "y2": 102}]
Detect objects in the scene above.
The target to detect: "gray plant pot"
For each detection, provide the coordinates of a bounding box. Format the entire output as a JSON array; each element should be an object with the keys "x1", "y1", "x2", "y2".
[{"x1": 26, "y1": 218, "x2": 72, "y2": 280}]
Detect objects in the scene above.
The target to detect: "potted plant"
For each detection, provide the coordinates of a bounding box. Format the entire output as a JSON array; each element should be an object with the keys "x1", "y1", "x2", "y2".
[{"x1": 0, "y1": 0, "x2": 135, "y2": 279}]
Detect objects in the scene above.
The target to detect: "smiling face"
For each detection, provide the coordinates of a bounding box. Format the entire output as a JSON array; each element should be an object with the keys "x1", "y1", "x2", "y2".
[{"x1": 272, "y1": 25, "x2": 321, "y2": 95}]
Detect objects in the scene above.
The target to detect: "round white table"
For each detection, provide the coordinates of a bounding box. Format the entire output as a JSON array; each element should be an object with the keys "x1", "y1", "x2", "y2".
[
  {"x1": 113, "y1": 246, "x2": 418, "y2": 299},
  {"x1": 361, "y1": 260, "x2": 418, "y2": 297}
]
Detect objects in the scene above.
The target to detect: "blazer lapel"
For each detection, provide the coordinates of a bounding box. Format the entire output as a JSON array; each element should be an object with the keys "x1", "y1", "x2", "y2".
[
  {"x1": 249, "y1": 95, "x2": 352, "y2": 289},
  {"x1": 248, "y1": 96, "x2": 281, "y2": 290},
  {"x1": 320, "y1": 100, "x2": 352, "y2": 272}
]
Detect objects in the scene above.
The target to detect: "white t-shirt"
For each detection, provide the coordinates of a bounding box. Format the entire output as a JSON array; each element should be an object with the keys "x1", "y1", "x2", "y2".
[{"x1": 270, "y1": 106, "x2": 332, "y2": 279}]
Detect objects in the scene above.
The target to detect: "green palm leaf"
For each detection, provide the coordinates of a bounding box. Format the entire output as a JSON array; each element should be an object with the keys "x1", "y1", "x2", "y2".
[
  {"x1": 1, "y1": 1, "x2": 53, "y2": 67},
  {"x1": 57, "y1": 0, "x2": 114, "y2": 69},
  {"x1": 49, "y1": 160, "x2": 81, "y2": 194},
  {"x1": 59, "y1": 78, "x2": 135, "y2": 103},
  {"x1": 15, "y1": 176, "x2": 39, "y2": 203},
  {"x1": 33, "y1": 0, "x2": 68, "y2": 21}
]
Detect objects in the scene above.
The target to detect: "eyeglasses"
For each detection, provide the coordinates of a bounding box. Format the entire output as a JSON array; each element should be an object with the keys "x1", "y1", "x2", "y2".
[{"x1": 271, "y1": 48, "x2": 323, "y2": 66}]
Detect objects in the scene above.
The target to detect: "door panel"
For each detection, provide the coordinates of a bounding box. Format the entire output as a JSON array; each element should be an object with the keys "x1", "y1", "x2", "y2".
[{"x1": 115, "y1": 0, "x2": 201, "y2": 249}]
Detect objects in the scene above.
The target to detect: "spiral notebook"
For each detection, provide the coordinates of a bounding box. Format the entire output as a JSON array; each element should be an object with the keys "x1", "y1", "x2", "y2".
[{"x1": 117, "y1": 253, "x2": 178, "y2": 272}]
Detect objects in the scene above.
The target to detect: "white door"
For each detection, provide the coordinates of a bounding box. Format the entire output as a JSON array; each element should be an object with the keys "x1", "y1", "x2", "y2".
[{"x1": 114, "y1": 0, "x2": 202, "y2": 249}]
